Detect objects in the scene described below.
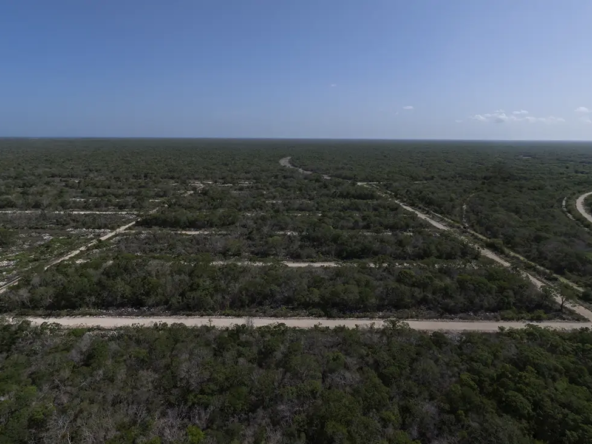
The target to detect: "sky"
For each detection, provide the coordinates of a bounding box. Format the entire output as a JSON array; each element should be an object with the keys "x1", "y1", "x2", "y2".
[{"x1": 1, "y1": 1, "x2": 591, "y2": 140}]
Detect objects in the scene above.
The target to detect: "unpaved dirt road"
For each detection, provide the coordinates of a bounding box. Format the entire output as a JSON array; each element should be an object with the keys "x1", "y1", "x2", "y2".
[
  {"x1": 0, "y1": 220, "x2": 138, "y2": 294},
  {"x1": 376, "y1": 194, "x2": 592, "y2": 321},
  {"x1": 211, "y1": 261, "x2": 341, "y2": 268},
  {"x1": 366, "y1": 185, "x2": 450, "y2": 231},
  {"x1": 44, "y1": 221, "x2": 137, "y2": 270},
  {"x1": 0, "y1": 210, "x2": 137, "y2": 215},
  {"x1": 576, "y1": 191, "x2": 592, "y2": 223},
  {"x1": 0, "y1": 207, "x2": 161, "y2": 295},
  {"x1": 9, "y1": 168, "x2": 592, "y2": 332},
  {"x1": 562, "y1": 197, "x2": 576, "y2": 221},
  {"x1": 21, "y1": 316, "x2": 591, "y2": 331},
  {"x1": 210, "y1": 261, "x2": 399, "y2": 268},
  {"x1": 278, "y1": 157, "x2": 592, "y2": 326},
  {"x1": 280, "y1": 156, "x2": 312, "y2": 175},
  {"x1": 280, "y1": 157, "x2": 331, "y2": 180}
]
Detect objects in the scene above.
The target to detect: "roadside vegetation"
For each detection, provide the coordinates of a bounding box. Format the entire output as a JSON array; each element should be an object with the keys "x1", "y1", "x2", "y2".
[{"x1": 3, "y1": 320, "x2": 592, "y2": 443}]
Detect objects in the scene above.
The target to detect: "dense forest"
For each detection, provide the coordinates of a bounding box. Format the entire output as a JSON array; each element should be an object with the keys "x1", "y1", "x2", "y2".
[
  {"x1": 3, "y1": 254, "x2": 562, "y2": 320},
  {"x1": 3, "y1": 320, "x2": 592, "y2": 443}
]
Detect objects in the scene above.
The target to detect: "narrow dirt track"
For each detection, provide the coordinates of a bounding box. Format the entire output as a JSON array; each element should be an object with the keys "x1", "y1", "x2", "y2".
[
  {"x1": 211, "y1": 261, "x2": 341, "y2": 267},
  {"x1": 562, "y1": 197, "x2": 576, "y2": 221},
  {"x1": 275, "y1": 157, "x2": 592, "y2": 328},
  {"x1": 0, "y1": 220, "x2": 138, "y2": 294},
  {"x1": 0, "y1": 210, "x2": 137, "y2": 215},
  {"x1": 280, "y1": 157, "x2": 331, "y2": 180},
  {"x1": 0, "y1": 207, "x2": 162, "y2": 295},
  {"x1": 44, "y1": 221, "x2": 138, "y2": 270},
  {"x1": 9, "y1": 166, "x2": 592, "y2": 332}
]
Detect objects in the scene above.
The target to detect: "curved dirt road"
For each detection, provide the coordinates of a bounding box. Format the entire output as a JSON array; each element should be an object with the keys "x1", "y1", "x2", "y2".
[
  {"x1": 576, "y1": 191, "x2": 592, "y2": 223},
  {"x1": 562, "y1": 197, "x2": 576, "y2": 221},
  {"x1": 280, "y1": 156, "x2": 312, "y2": 175},
  {"x1": 280, "y1": 157, "x2": 331, "y2": 180}
]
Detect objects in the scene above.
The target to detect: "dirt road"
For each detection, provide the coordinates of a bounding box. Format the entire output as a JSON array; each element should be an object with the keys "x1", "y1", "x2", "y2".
[
  {"x1": 576, "y1": 191, "x2": 592, "y2": 223},
  {"x1": 8, "y1": 167, "x2": 592, "y2": 332},
  {"x1": 562, "y1": 197, "x2": 576, "y2": 221},
  {"x1": 0, "y1": 219, "x2": 143, "y2": 295},
  {"x1": 1, "y1": 205, "x2": 163, "y2": 296},
  {"x1": 43, "y1": 221, "x2": 138, "y2": 270},
  {"x1": 368, "y1": 186, "x2": 450, "y2": 231},
  {"x1": 280, "y1": 157, "x2": 331, "y2": 180},
  {"x1": 0, "y1": 210, "x2": 137, "y2": 215},
  {"x1": 279, "y1": 157, "x2": 592, "y2": 324},
  {"x1": 21, "y1": 315, "x2": 591, "y2": 331},
  {"x1": 210, "y1": 261, "x2": 341, "y2": 267},
  {"x1": 280, "y1": 156, "x2": 311, "y2": 175},
  {"x1": 366, "y1": 187, "x2": 592, "y2": 320}
]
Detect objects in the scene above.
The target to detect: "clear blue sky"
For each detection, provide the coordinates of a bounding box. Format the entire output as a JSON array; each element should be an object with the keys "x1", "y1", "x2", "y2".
[{"x1": 1, "y1": 1, "x2": 591, "y2": 140}]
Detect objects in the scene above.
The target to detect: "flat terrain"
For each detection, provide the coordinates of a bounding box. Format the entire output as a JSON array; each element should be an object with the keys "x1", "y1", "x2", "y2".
[
  {"x1": 4, "y1": 139, "x2": 592, "y2": 444},
  {"x1": 2, "y1": 139, "x2": 592, "y2": 329}
]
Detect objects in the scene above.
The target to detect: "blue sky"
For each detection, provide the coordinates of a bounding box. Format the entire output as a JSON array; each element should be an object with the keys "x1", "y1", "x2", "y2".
[{"x1": 1, "y1": 0, "x2": 591, "y2": 140}]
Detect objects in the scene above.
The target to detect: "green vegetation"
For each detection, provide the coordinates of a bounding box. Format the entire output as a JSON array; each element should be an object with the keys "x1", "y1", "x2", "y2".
[
  {"x1": 0, "y1": 229, "x2": 14, "y2": 248},
  {"x1": 289, "y1": 142, "x2": 592, "y2": 286},
  {"x1": 4, "y1": 139, "x2": 592, "y2": 442},
  {"x1": 4, "y1": 254, "x2": 561, "y2": 320},
  {"x1": 3, "y1": 320, "x2": 592, "y2": 443},
  {"x1": 3, "y1": 138, "x2": 592, "y2": 318}
]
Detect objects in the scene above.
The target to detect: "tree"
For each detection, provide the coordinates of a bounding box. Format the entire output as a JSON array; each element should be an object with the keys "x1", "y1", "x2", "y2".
[
  {"x1": 558, "y1": 286, "x2": 576, "y2": 312},
  {"x1": 186, "y1": 426, "x2": 205, "y2": 443}
]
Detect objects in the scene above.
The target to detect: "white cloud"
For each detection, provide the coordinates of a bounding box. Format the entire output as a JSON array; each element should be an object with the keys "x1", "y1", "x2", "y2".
[
  {"x1": 470, "y1": 110, "x2": 564, "y2": 124},
  {"x1": 474, "y1": 110, "x2": 511, "y2": 123},
  {"x1": 575, "y1": 106, "x2": 590, "y2": 114},
  {"x1": 538, "y1": 116, "x2": 565, "y2": 124},
  {"x1": 330, "y1": 84, "x2": 337, "y2": 87},
  {"x1": 403, "y1": 106, "x2": 414, "y2": 110},
  {"x1": 580, "y1": 116, "x2": 592, "y2": 124},
  {"x1": 493, "y1": 112, "x2": 509, "y2": 123},
  {"x1": 455, "y1": 119, "x2": 463, "y2": 123}
]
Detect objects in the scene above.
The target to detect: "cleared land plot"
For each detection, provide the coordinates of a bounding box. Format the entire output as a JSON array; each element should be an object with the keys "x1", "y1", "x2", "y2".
[
  {"x1": 0, "y1": 228, "x2": 111, "y2": 285},
  {"x1": 1, "y1": 139, "x2": 588, "y2": 323}
]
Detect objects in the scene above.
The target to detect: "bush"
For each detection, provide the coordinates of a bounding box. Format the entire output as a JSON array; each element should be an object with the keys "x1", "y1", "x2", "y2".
[
  {"x1": 581, "y1": 289, "x2": 592, "y2": 303},
  {"x1": 0, "y1": 228, "x2": 15, "y2": 247}
]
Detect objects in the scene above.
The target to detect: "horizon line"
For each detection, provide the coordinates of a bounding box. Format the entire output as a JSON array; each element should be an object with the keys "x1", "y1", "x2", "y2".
[{"x1": 1, "y1": 136, "x2": 592, "y2": 143}]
